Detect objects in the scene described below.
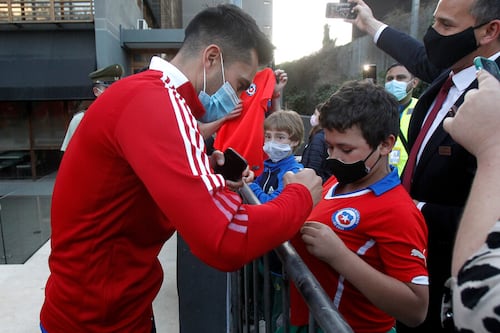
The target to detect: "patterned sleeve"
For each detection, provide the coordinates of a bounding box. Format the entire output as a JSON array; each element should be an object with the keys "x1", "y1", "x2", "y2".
[{"x1": 442, "y1": 220, "x2": 500, "y2": 331}]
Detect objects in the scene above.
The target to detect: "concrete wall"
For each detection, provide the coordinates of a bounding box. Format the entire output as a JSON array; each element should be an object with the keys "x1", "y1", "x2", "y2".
[
  {"x1": 182, "y1": 0, "x2": 272, "y2": 40},
  {"x1": 364, "y1": 3, "x2": 433, "y2": 79},
  {"x1": 326, "y1": 3, "x2": 435, "y2": 84},
  {"x1": 94, "y1": 0, "x2": 143, "y2": 74}
]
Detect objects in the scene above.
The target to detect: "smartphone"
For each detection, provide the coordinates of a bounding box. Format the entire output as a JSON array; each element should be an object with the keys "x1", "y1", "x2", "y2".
[
  {"x1": 474, "y1": 56, "x2": 500, "y2": 81},
  {"x1": 325, "y1": 2, "x2": 357, "y2": 19},
  {"x1": 214, "y1": 147, "x2": 248, "y2": 181},
  {"x1": 362, "y1": 64, "x2": 377, "y2": 84}
]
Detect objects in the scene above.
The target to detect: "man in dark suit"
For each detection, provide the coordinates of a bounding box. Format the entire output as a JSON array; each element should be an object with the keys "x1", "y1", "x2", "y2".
[{"x1": 349, "y1": 0, "x2": 500, "y2": 332}]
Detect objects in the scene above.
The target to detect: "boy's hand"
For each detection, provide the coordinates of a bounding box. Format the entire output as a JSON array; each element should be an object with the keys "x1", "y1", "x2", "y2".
[{"x1": 301, "y1": 221, "x2": 348, "y2": 265}]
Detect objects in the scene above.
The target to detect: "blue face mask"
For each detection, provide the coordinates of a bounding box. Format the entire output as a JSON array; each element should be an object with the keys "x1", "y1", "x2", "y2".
[
  {"x1": 385, "y1": 80, "x2": 409, "y2": 101},
  {"x1": 263, "y1": 141, "x2": 292, "y2": 162},
  {"x1": 199, "y1": 54, "x2": 240, "y2": 123}
]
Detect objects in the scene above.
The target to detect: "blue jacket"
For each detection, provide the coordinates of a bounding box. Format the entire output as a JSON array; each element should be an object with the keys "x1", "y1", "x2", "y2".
[{"x1": 249, "y1": 155, "x2": 303, "y2": 203}]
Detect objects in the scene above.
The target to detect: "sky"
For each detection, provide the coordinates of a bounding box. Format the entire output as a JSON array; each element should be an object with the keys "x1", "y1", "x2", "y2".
[{"x1": 272, "y1": 0, "x2": 353, "y2": 64}]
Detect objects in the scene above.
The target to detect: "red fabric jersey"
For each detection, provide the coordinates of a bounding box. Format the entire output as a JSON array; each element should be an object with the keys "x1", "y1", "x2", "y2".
[
  {"x1": 214, "y1": 67, "x2": 276, "y2": 176},
  {"x1": 40, "y1": 58, "x2": 313, "y2": 333},
  {"x1": 290, "y1": 170, "x2": 428, "y2": 333}
]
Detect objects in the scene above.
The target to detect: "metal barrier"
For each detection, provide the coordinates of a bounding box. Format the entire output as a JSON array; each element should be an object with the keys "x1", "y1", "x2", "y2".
[{"x1": 231, "y1": 183, "x2": 353, "y2": 333}]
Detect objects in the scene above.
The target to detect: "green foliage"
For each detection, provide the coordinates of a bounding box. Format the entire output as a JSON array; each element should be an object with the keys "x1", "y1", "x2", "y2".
[
  {"x1": 314, "y1": 83, "x2": 338, "y2": 107},
  {"x1": 283, "y1": 89, "x2": 307, "y2": 112}
]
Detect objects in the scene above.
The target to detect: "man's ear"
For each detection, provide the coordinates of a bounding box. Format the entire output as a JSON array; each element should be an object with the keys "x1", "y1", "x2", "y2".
[
  {"x1": 410, "y1": 77, "x2": 420, "y2": 89},
  {"x1": 380, "y1": 135, "x2": 396, "y2": 154},
  {"x1": 478, "y1": 19, "x2": 500, "y2": 45},
  {"x1": 203, "y1": 44, "x2": 221, "y2": 68}
]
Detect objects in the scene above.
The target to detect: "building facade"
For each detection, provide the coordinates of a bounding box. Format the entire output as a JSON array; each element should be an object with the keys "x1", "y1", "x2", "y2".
[{"x1": 0, "y1": 0, "x2": 272, "y2": 179}]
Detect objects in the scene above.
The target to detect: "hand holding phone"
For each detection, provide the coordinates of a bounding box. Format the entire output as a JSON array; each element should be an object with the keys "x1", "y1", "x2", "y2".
[
  {"x1": 326, "y1": 2, "x2": 357, "y2": 19},
  {"x1": 474, "y1": 56, "x2": 500, "y2": 81},
  {"x1": 214, "y1": 147, "x2": 248, "y2": 181}
]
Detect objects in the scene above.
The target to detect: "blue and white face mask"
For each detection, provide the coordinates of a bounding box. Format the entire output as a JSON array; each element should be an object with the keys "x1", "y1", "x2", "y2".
[
  {"x1": 263, "y1": 141, "x2": 292, "y2": 163},
  {"x1": 385, "y1": 80, "x2": 409, "y2": 101},
  {"x1": 199, "y1": 53, "x2": 240, "y2": 123}
]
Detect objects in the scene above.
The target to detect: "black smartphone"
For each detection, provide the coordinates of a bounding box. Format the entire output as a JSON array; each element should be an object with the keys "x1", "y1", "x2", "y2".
[
  {"x1": 474, "y1": 56, "x2": 500, "y2": 81},
  {"x1": 325, "y1": 2, "x2": 357, "y2": 19},
  {"x1": 362, "y1": 64, "x2": 377, "y2": 84},
  {"x1": 214, "y1": 147, "x2": 248, "y2": 181}
]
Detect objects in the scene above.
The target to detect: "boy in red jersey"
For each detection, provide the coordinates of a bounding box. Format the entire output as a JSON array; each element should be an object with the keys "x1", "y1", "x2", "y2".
[
  {"x1": 286, "y1": 80, "x2": 429, "y2": 333},
  {"x1": 39, "y1": 4, "x2": 322, "y2": 333}
]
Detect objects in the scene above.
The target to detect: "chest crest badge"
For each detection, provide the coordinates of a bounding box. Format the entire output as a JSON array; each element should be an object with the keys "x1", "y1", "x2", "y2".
[{"x1": 331, "y1": 208, "x2": 360, "y2": 230}]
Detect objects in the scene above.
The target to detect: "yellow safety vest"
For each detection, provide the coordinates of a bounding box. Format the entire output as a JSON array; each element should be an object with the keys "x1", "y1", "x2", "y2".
[{"x1": 390, "y1": 97, "x2": 418, "y2": 176}]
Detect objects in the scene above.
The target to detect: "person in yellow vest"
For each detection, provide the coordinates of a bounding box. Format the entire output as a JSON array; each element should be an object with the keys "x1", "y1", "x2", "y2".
[{"x1": 384, "y1": 63, "x2": 420, "y2": 176}]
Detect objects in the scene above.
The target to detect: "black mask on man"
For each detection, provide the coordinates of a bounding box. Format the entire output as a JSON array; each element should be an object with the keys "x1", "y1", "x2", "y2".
[{"x1": 423, "y1": 23, "x2": 486, "y2": 69}]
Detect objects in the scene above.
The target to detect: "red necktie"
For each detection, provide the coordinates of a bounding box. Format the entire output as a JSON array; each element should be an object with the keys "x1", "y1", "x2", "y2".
[{"x1": 401, "y1": 75, "x2": 454, "y2": 191}]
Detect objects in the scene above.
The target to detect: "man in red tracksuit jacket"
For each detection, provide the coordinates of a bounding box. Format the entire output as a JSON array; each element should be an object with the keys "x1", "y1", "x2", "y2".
[{"x1": 39, "y1": 4, "x2": 322, "y2": 333}]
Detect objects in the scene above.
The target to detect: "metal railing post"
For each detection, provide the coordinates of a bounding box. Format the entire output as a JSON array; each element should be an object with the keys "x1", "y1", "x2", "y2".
[{"x1": 238, "y1": 183, "x2": 353, "y2": 333}]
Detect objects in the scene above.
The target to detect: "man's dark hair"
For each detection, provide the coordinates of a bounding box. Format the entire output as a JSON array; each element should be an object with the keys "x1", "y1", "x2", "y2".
[
  {"x1": 182, "y1": 4, "x2": 274, "y2": 66},
  {"x1": 319, "y1": 80, "x2": 399, "y2": 148},
  {"x1": 385, "y1": 62, "x2": 415, "y2": 77},
  {"x1": 386, "y1": 62, "x2": 403, "y2": 73}
]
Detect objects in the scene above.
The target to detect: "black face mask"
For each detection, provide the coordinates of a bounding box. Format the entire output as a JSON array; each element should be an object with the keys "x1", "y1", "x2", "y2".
[
  {"x1": 326, "y1": 149, "x2": 380, "y2": 185},
  {"x1": 423, "y1": 24, "x2": 485, "y2": 69}
]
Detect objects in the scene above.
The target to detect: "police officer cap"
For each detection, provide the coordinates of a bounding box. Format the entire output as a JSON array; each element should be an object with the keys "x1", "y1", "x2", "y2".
[{"x1": 89, "y1": 64, "x2": 124, "y2": 85}]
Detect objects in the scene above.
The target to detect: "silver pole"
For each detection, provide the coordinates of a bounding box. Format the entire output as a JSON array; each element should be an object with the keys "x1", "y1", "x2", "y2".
[
  {"x1": 410, "y1": 0, "x2": 420, "y2": 38},
  {"x1": 239, "y1": 183, "x2": 353, "y2": 333}
]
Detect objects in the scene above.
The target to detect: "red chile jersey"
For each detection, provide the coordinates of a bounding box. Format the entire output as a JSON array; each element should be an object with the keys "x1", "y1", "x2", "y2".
[
  {"x1": 40, "y1": 57, "x2": 313, "y2": 333},
  {"x1": 214, "y1": 67, "x2": 276, "y2": 176},
  {"x1": 290, "y1": 167, "x2": 428, "y2": 333}
]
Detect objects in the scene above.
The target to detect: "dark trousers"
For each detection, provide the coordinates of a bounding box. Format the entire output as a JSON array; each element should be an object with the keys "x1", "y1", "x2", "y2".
[{"x1": 40, "y1": 318, "x2": 156, "y2": 333}]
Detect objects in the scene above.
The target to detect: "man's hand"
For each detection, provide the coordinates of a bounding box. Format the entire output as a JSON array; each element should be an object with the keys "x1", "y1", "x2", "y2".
[
  {"x1": 283, "y1": 168, "x2": 322, "y2": 206},
  {"x1": 274, "y1": 69, "x2": 288, "y2": 95},
  {"x1": 225, "y1": 167, "x2": 254, "y2": 192},
  {"x1": 210, "y1": 150, "x2": 253, "y2": 191},
  {"x1": 225, "y1": 102, "x2": 244, "y2": 121},
  {"x1": 347, "y1": 0, "x2": 385, "y2": 37},
  {"x1": 241, "y1": 167, "x2": 255, "y2": 184}
]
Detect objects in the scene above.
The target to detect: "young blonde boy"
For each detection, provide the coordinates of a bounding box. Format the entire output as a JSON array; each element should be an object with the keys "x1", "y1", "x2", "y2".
[{"x1": 249, "y1": 110, "x2": 304, "y2": 203}]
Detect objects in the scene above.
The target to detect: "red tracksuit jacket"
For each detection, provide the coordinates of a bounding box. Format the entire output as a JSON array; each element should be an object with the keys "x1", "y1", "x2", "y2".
[{"x1": 40, "y1": 58, "x2": 312, "y2": 332}]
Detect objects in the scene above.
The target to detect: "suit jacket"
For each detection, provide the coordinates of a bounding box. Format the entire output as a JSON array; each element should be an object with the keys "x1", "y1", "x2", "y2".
[{"x1": 377, "y1": 27, "x2": 500, "y2": 332}]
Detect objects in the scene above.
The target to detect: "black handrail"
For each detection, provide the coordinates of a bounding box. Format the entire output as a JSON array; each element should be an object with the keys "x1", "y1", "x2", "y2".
[{"x1": 239, "y1": 183, "x2": 353, "y2": 333}]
